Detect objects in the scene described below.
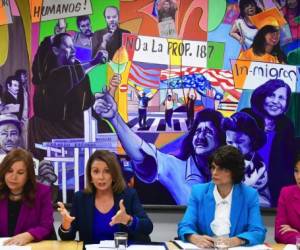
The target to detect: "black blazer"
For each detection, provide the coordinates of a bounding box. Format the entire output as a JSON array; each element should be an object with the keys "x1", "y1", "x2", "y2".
[{"x1": 58, "y1": 188, "x2": 153, "y2": 245}]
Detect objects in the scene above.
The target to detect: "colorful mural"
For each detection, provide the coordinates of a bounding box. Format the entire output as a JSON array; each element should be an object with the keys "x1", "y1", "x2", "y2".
[{"x1": 0, "y1": 0, "x2": 299, "y2": 207}]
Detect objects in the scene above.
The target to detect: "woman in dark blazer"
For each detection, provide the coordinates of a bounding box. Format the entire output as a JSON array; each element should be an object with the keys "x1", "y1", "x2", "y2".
[
  {"x1": 0, "y1": 149, "x2": 54, "y2": 245},
  {"x1": 58, "y1": 150, "x2": 153, "y2": 245}
]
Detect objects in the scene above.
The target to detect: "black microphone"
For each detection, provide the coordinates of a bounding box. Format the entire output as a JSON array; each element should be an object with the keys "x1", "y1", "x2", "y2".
[{"x1": 90, "y1": 51, "x2": 108, "y2": 65}]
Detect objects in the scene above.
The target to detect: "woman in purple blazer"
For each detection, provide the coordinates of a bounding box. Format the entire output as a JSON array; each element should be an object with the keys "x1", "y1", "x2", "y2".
[
  {"x1": 275, "y1": 154, "x2": 300, "y2": 243},
  {"x1": 0, "y1": 149, "x2": 54, "y2": 245}
]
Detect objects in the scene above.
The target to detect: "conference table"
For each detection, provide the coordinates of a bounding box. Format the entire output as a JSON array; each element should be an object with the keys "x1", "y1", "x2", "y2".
[
  {"x1": 27, "y1": 240, "x2": 286, "y2": 250},
  {"x1": 165, "y1": 242, "x2": 287, "y2": 250},
  {"x1": 28, "y1": 240, "x2": 83, "y2": 250}
]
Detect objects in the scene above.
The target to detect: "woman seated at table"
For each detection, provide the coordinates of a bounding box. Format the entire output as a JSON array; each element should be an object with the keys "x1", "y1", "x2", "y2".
[
  {"x1": 178, "y1": 145, "x2": 266, "y2": 248},
  {"x1": 0, "y1": 148, "x2": 54, "y2": 245},
  {"x1": 58, "y1": 150, "x2": 153, "y2": 245},
  {"x1": 275, "y1": 154, "x2": 300, "y2": 244}
]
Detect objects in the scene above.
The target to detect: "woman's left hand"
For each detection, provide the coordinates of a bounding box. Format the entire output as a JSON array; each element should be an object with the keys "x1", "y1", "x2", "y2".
[
  {"x1": 3, "y1": 232, "x2": 34, "y2": 246},
  {"x1": 279, "y1": 224, "x2": 299, "y2": 234},
  {"x1": 110, "y1": 199, "x2": 132, "y2": 226}
]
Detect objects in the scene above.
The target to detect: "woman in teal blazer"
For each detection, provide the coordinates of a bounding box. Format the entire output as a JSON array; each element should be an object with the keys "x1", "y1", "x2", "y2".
[{"x1": 178, "y1": 145, "x2": 266, "y2": 248}]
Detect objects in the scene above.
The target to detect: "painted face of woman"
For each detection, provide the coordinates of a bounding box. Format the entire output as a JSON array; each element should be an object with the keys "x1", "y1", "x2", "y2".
[
  {"x1": 265, "y1": 31, "x2": 280, "y2": 47},
  {"x1": 264, "y1": 87, "x2": 287, "y2": 117}
]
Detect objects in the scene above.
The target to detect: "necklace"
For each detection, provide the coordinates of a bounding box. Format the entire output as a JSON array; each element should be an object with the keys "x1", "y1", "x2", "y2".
[{"x1": 9, "y1": 191, "x2": 23, "y2": 196}]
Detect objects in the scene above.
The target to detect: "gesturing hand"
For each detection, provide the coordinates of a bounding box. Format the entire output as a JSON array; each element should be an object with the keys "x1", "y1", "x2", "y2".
[
  {"x1": 3, "y1": 232, "x2": 34, "y2": 246},
  {"x1": 57, "y1": 201, "x2": 75, "y2": 230},
  {"x1": 109, "y1": 199, "x2": 132, "y2": 226},
  {"x1": 93, "y1": 89, "x2": 117, "y2": 120}
]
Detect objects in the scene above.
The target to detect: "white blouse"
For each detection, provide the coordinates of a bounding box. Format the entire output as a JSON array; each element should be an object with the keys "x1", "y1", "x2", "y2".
[{"x1": 210, "y1": 185, "x2": 233, "y2": 236}]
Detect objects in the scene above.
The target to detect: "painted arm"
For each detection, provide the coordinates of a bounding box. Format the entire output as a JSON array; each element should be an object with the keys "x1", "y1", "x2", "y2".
[{"x1": 93, "y1": 90, "x2": 145, "y2": 162}]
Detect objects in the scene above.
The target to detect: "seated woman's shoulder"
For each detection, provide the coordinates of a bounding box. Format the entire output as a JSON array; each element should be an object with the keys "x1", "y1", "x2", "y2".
[
  {"x1": 281, "y1": 185, "x2": 299, "y2": 194},
  {"x1": 240, "y1": 183, "x2": 259, "y2": 197},
  {"x1": 192, "y1": 182, "x2": 212, "y2": 193},
  {"x1": 36, "y1": 182, "x2": 51, "y2": 194},
  {"x1": 123, "y1": 187, "x2": 137, "y2": 196}
]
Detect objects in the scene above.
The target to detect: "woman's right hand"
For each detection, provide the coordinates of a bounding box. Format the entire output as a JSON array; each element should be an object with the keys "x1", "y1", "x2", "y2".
[
  {"x1": 187, "y1": 234, "x2": 214, "y2": 248},
  {"x1": 57, "y1": 201, "x2": 75, "y2": 230}
]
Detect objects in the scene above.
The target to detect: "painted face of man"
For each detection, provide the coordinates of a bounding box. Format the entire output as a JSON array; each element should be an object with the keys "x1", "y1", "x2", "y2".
[
  {"x1": 54, "y1": 35, "x2": 76, "y2": 65},
  {"x1": 0, "y1": 123, "x2": 20, "y2": 153},
  {"x1": 192, "y1": 121, "x2": 218, "y2": 156},
  {"x1": 225, "y1": 130, "x2": 252, "y2": 155},
  {"x1": 8, "y1": 80, "x2": 19, "y2": 96},
  {"x1": 105, "y1": 7, "x2": 119, "y2": 32},
  {"x1": 264, "y1": 87, "x2": 287, "y2": 117},
  {"x1": 78, "y1": 19, "x2": 92, "y2": 37}
]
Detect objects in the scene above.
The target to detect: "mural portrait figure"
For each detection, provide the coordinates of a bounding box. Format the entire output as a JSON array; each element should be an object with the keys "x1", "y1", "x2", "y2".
[
  {"x1": 92, "y1": 6, "x2": 130, "y2": 61},
  {"x1": 0, "y1": 114, "x2": 21, "y2": 156},
  {"x1": 230, "y1": 0, "x2": 262, "y2": 49},
  {"x1": 93, "y1": 90, "x2": 225, "y2": 204},
  {"x1": 157, "y1": 0, "x2": 177, "y2": 23},
  {"x1": 242, "y1": 79, "x2": 295, "y2": 206},
  {"x1": 186, "y1": 88, "x2": 197, "y2": 129},
  {"x1": 238, "y1": 24, "x2": 286, "y2": 63},
  {"x1": 29, "y1": 33, "x2": 107, "y2": 158},
  {"x1": 73, "y1": 15, "x2": 93, "y2": 49},
  {"x1": 2, "y1": 76, "x2": 24, "y2": 121},
  {"x1": 222, "y1": 111, "x2": 270, "y2": 207}
]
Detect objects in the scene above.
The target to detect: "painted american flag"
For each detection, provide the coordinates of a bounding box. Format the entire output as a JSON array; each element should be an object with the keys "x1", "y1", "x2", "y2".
[
  {"x1": 160, "y1": 66, "x2": 241, "y2": 110},
  {"x1": 128, "y1": 62, "x2": 162, "y2": 89}
]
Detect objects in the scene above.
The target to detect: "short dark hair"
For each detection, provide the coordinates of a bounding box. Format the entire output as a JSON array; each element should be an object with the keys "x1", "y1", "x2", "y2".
[
  {"x1": 222, "y1": 111, "x2": 266, "y2": 151},
  {"x1": 52, "y1": 33, "x2": 72, "y2": 48},
  {"x1": 295, "y1": 153, "x2": 300, "y2": 166},
  {"x1": 239, "y1": 0, "x2": 262, "y2": 18},
  {"x1": 85, "y1": 150, "x2": 126, "y2": 194},
  {"x1": 252, "y1": 25, "x2": 286, "y2": 63},
  {"x1": 103, "y1": 6, "x2": 119, "y2": 17},
  {"x1": 0, "y1": 149, "x2": 36, "y2": 204},
  {"x1": 208, "y1": 145, "x2": 245, "y2": 184},
  {"x1": 251, "y1": 79, "x2": 291, "y2": 117},
  {"x1": 178, "y1": 109, "x2": 225, "y2": 160},
  {"x1": 15, "y1": 69, "x2": 27, "y2": 79},
  {"x1": 5, "y1": 76, "x2": 19, "y2": 88},
  {"x1": 76, "y1": 15, "x2": 90, "y2": 28}
]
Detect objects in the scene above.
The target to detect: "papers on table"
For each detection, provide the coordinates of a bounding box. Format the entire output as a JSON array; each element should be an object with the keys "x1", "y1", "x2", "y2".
[
  {"x1": 0, "y1": 238, "x2": 31, "y2": 250},
  {"x1": 230, "y1": 244, "x2": 272, "y2": 250},
  {"x1": 173, "y1": 240, "x2": 272, "y2": 250},
  {"x1": 284, "y1": 245, "x2": 297, "y2": 250},
  {"x1": 0, "y1": 238, "x2": 11, "y2": 246},
  {"x1": 85, "y1": 241, "x2": 165, "y2": 250},
  {"x1": 127, "y1": 245, "x2": 166, "y2": 250}
]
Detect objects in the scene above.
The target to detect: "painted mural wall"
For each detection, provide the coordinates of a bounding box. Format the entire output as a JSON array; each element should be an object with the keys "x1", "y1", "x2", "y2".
[{"x1": 0, "y1": 0, "x2": 299, "y2": 207}]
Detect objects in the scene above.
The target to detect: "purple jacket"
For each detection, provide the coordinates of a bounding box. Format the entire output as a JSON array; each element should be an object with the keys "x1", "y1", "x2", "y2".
[
  {"x1": 275, "y1": 185, "x2": 300, "y2": 243},
  {"x1": 0, "y1": 182, "x2": 54, "y2": 241}
]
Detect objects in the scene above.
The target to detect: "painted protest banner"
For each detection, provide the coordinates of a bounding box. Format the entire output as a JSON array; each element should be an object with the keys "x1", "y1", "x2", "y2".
[
  {"x1": 122, "y1": 34, "x2": 224, "y2": 68},
  {"x1": 232, "y1": 60, "x2": 299, "y2": 92},
  {"x1": 0, "y1": 0, "x2": 12, "y2": 25},
  {"x1": 30, "y1": 0, "x2": 92, "y2": 23}
]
